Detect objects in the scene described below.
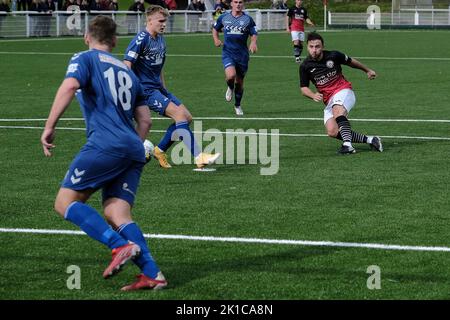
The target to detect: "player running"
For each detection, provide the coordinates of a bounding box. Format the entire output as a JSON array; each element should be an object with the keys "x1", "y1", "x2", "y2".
[
  {"x1": 286, "y1": 0, "x2": 315, "y2": 64},
  {"x1": 212, "y1": 0, "x2": 258, "y2": 116}
]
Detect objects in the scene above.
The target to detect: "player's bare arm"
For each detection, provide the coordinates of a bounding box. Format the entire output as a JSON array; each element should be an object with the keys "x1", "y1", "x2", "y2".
[
  {"x1": 160, "y1": 70, "x2": 167, "y2": 89},
  {"x1": 124, "y1": 60, "x2": 133, "y2": 69},
  {"x1": 349, "y1": 58, "x2": 377, "y2": 80},
  {"x1": 41, "y1": 77, "x2": 80, "y2": 157},
  {"x1": 286, "y1": 16, "x2": 291, "y2": 32},
  {"x1": 212, "y1": 28, "x2": 223, "y2": 47},
  {"x1": 249, "y1": 35, "x2": 258, "y2": 54},
  {"x1": 301, "y1": 86, "x2": 323, "y2": 102},
  {"x1": 306, "y1": 18, "x2": 315, "y2": 27},
  {"x1": 134, "y1": 106, "x2": 152, "y2": 141}
]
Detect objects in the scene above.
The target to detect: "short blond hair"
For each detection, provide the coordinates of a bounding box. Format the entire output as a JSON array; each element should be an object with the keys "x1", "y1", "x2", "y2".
[{"x1": 146, "y1": 5, "x2": 170, "y2": 17}]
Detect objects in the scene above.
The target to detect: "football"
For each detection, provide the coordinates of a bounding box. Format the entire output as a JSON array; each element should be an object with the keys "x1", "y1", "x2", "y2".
[{"x1": 143, "y1": 139, "x2": 155, "y2": 163}]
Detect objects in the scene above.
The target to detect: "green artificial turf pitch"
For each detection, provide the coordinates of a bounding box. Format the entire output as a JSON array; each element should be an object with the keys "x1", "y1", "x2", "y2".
[{"x1": 0, "y1": 30, "x2": 450, "y2": 299}]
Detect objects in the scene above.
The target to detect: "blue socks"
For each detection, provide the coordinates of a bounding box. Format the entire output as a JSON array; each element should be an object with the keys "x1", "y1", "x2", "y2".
[
  {"x1": 174, "y1": 121, "x2": 201, "y2": 157},
  {"x1": 65, "y1": 201, "x2": 128, "y2": 249},
  {"x1": 158, "y1": 123, "x2": 176, "y2": 152},
  {"x1": 118, "y1": 222, "x2": 160, "y2": 279},
  {"x1": 235, "y1": 85, "x2": 244, "y2": 107},
  {"x1": 159, "y1": 121, "x2": 201, "y2": 157},
  {"x1": 65, "y1": 202, "x2": 161, "y2": 278}
]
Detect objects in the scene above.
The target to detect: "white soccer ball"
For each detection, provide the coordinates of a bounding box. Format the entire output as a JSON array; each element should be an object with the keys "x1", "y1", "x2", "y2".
[{"x1": 143, "y1": 139, "x2": 155, "y2": 162}]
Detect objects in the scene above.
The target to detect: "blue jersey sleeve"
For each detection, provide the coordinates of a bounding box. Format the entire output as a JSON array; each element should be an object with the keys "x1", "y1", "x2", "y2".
[
  {"x1": 65, "y1": 52, "x2": 90, "y2": 88},
  {"x1": 124, "y1": 32, "x2": 147, "y2": 64},
  {"x1": 213, "y1": 13, "x2": 224, "y2": 31}
]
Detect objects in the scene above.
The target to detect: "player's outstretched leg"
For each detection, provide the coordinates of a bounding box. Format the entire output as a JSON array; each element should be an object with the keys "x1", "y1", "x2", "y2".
[
  {"x1": 195, "y1": 153, "x2": 221, "y2": 168},
  {"x1": 351, "y1": 133, "x2": 383, "y2": 152},
  {"x1": 118, "y1": 222, "x2": 168, "y2": 291},
  {"x1": 173, "y1": 121, "x2": 220, "y2": 168},
  {"x1": 335, "y1": 115, "x2": 356, "y2": 154},
  {"x1": 154, "y1": 123, "x2": 176, "y2": 169},
  {"x1": 336, "y1": 132, "x2": 383, "y2": 152},
  {"x1": 59, "y1": 199, "x2": 140, "y2": 279},
  {"x1": 164, "y1": 104, "x2": 220, "y2": 168},
  {"x1": 369, "y1": 136, "x2": 383, "y2": 152}
]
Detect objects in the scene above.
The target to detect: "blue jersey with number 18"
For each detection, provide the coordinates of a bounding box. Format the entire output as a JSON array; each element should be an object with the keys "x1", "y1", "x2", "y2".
[{"x1": 65, "y1": 49, "x2": 147, "y2": 163}]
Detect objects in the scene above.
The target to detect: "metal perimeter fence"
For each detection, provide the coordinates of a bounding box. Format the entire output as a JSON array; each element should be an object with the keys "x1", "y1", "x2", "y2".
[
  {"x1": 328, "y1": 7, "x2": 450, "y2": 28},
  {"x1": 0, "y1": 9, "x2": 289, "y2": 38},
  {"x1": 3, "y1": 7, "x2": 448, "y2": 38}
]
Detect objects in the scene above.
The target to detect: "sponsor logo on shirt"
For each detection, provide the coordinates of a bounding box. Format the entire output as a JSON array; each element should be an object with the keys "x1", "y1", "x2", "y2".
[
  {"x1": 315, "y1": 70, "x2": 337, "y2": 85},
  {"x1": 141, "y1": 44, "x2": 166, "y2": 65},
  {"x1": 225, "y1": 25, "x2": 246, "y2": 34}
]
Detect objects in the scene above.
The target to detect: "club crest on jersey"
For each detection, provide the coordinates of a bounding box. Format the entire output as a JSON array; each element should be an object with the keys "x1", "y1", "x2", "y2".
[{"x1": 326, "y1": 60, "x2": 334, "y2": 68}]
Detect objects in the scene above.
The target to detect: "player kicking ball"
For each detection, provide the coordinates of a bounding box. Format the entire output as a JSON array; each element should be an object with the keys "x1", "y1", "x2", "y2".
[
  {"x1": 124, "y1": 5, "x2": 220, "y2": 169},
  {"x1": 300, "y1": 32, "x2": 383, "y2": 154}
]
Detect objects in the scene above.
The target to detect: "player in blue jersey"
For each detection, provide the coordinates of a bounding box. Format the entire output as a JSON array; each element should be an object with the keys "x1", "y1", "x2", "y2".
[
  {"x1": 212, "y1": 0, "x2": 258, "y2": 116},
  {"x1": 124, "y1": 5, "x2": 220, "y2": 170},
  {"x1": 40, "y1": 16, "x2": 167, "y2": 291}
]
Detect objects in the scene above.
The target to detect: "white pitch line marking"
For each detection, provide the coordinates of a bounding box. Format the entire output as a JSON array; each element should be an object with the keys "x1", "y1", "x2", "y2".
[
  {"x1": 1, "y1": 51, "x2": 450, "y2": 61},
  {"x1": 1, "y1": 227, "x2": 450, "y2": 253},
  {"x1": 0, "y1": 29, "x2": 447, "y2": 43},
  {"x1": 1, "y1": 125, "x2": 450, "y2": 141},
  {"x1": 1, "y1": 117, "x2": 450, "y2": 123}
]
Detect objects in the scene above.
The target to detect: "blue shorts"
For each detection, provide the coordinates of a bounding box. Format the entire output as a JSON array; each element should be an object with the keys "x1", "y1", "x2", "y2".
[
  {"x1": 222, "y1": 55, "x2": 248, "y2": 78},
  {"x1": 61, "y1": 145, "x2": 144, "y2": 206},
  {"x1": 145, "y1": 87, "x2": 182, "y2": 116}
]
